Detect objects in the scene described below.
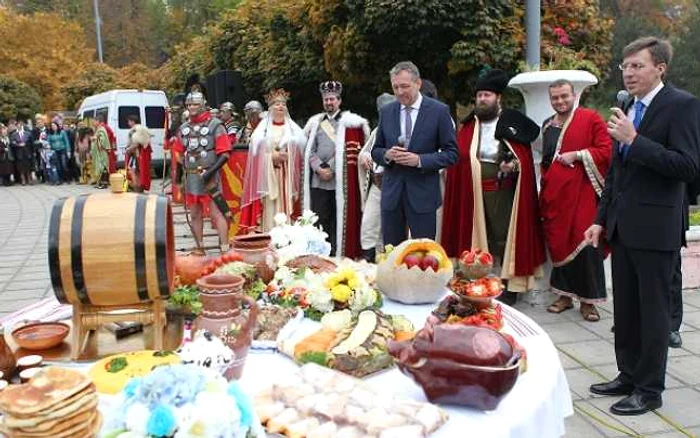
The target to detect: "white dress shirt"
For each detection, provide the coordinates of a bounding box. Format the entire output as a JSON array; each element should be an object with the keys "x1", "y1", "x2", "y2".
[
  {"x1": 400, "y1": 93, "x2": 423, "y2": 142},
  {"x1": 627, "y1": 81, "x2": 664, "y2": 123}
]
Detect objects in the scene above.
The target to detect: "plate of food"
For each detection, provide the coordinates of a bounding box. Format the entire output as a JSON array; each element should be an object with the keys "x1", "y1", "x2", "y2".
[{"x1": 251, "y1": 305, "x2": 304, "y2": 352}]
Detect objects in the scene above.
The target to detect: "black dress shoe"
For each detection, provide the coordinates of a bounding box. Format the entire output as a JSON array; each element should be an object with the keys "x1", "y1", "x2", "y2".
[
  {"x1": 610, "y1": 393, "x2": 662, "y2": 416},
  {"x1": 669, "y1": 331, "x2": 682, "y2": 348},
  {"x1": 497, "y1": 291, "x2": 518, "y2": 306},
  {"x1": 590, "y1": 377, "x2": 634, "y2": 396}
]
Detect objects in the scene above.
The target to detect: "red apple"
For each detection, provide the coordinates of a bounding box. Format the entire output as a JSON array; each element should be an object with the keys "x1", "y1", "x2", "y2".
[
  {"x1": 478, "y1": 252, "x2": 493, "y2": 265},
  {"x1": 403, "y1": 252, "x2": 423, "y2": 269},
  {"x1": 420, "y1": 255, "x2": 440, "y2": 271}
]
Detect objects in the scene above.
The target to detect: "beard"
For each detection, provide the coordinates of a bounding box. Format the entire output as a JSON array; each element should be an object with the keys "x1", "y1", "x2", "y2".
[{"x1": 474, "y1": 102, "x2": 500, "y2": 121}]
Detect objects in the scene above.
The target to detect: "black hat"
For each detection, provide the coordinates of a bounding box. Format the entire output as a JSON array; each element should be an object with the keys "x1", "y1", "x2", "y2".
[
  {"x1": 495, "y1": 109, "x2": 540, "y2": 145},
  {"x1": 474, "y1": 69, "x2": 509, "y2": 94}
]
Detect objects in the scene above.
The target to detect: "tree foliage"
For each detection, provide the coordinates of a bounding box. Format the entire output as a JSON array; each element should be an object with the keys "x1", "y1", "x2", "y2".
[
  {"x1": 0, "y1": 75, "x2": 42, "y2": 122},
  {"x1": 0, "y1": 8, "x2": 93, "y2": 109}
]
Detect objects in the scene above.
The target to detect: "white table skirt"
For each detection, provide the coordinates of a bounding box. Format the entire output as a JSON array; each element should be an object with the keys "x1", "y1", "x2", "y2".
[
  {"x1": 236, "y1": 299, "x2": 573, "y2": 438},
  {"x1": 74, "y1": 298, "x2": 571, "y2": 438}
]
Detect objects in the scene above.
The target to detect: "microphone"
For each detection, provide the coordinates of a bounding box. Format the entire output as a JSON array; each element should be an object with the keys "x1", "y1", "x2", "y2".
[
  {"x1": 616, "y1": 90, "x2": 630, "y2": 109},
  {"x1": 397, "y1": 135, "x2": 406, "y2": 147}
]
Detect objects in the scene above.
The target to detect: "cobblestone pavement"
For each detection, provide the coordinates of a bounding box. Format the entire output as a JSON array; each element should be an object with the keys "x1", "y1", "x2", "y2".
[{"x1": 1, "y1": 182, "x2": 699, "y2": 437}]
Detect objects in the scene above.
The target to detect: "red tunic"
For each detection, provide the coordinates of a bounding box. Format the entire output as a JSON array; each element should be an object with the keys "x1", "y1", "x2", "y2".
[
  {"x1": 539, "y1": 107, "x2": 612, "y2": 265},
  {"x1": 343, "y1": 127, "x2": 365, "y2": 259},
  {"x1": 442, "y1": 118, "x2": 545, "y2": 278}
]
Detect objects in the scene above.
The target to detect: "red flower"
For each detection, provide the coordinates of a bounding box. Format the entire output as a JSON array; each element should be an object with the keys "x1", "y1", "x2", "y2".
[{"x1": 553, "y1": 27, "x2": 571, "y2": 46}]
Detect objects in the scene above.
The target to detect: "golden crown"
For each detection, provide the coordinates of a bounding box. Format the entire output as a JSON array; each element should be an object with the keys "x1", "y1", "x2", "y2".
[{"x1": 265, "y1": 88, "x2": 291, "y2": 105}]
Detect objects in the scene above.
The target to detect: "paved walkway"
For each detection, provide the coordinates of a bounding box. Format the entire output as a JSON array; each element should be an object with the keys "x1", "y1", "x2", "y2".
[{"x1": 0, "y1": 182, "x2": 698, "y2": 437}]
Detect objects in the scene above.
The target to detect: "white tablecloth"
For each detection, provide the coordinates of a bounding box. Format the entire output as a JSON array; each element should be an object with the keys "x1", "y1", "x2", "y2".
[
  {"x1": 237, "y1": 300, "x2": 573, "y2": 438},
  {"x1": 78, "y1": 299, "x2": 571, "y2": 438}
]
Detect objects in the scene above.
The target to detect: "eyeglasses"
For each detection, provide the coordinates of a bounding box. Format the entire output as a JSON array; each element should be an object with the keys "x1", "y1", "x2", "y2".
[{"x1": 618, "y1": 62, "x2": 646, "y2": 71}]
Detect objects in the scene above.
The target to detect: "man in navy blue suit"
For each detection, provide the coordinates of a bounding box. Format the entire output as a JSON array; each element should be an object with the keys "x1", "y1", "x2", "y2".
[{"x1": 371, "y1": 61, "x2": 459, "y2": 245}]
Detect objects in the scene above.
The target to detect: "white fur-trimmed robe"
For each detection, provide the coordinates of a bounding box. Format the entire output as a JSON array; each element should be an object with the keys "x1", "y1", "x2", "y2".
[{"x1": 302, "y1": 111, "x2": 370, "y2": 256}]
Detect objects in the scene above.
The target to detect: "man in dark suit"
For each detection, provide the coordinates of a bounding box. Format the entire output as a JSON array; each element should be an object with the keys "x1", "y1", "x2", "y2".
[
  {"x1": 371, "y1": 61, "x2": 459, "y2": 245},
  {"x1": 586, "y1": 37, "x2": 700, "y2": 415}
]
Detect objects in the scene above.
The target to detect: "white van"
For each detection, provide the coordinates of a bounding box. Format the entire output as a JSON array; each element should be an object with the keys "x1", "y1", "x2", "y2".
[{"x1": 77, "y1": 89, "x2": 168, "y2": 168}]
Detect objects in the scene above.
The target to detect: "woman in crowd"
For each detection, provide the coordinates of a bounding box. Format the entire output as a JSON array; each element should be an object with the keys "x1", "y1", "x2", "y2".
[
  {"x1": 47, "y1": 121, "x2": 71, "y2": 184},
  {"x1": 31, "y1": 114, "x2": 48, "y2": 182},
  {"x1": 75, "y1": 122, "x2": 93, "y2": 185},
  {"x1": 241, "y1": 88, "x2": 306, "y2": 232},
  {"x1": 0, "y1": 124, "x2": 14, "y2": 186}
]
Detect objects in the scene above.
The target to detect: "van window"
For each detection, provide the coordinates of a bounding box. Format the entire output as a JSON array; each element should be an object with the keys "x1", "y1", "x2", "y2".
[
  {"x1": 145, "y1": 106, "x2": 166, "y2": 129},
  {"x1": 95, "y1": 107, "x2": 109, "y2": 123},
  {"x1": 119, "y1": 106, "x2": 140, "y2": 129},
  {"x1": 82, "y1": 110, "x2": 95, "y2": 120}
]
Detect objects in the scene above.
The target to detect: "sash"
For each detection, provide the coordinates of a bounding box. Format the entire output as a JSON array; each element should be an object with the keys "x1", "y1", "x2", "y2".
[{"x1": 319, "y1": 119, "x2": 337, "y2": 143}]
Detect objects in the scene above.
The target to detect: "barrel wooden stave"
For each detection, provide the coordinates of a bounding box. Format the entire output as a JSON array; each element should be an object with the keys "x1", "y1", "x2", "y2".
[{"x1": 49, "y1": 193, "x2": 174, "y2": 306}]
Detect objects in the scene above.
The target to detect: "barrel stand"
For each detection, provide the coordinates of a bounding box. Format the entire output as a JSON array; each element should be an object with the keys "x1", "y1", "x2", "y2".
[{"x1": 70, "y1": 299, "x2": 166, "y2": 360}]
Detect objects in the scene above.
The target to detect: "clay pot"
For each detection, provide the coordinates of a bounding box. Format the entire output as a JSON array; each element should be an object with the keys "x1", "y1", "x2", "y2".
[
  {"x1": 195, "y1": 274, "x2": 258, "y2": 380},
  {"x1": 230, "y1": 234, "x2": 278, "y2": 283},
  {"x1": 0, "y1": 325, "x2": 16, "y2": 379},
  {"x1": 175, "y1": 252, "x2": 212, "y2": 286}
]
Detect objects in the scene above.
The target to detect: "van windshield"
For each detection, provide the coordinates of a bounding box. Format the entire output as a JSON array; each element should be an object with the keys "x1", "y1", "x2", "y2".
[{"x1": 145, "y1": 107, "x2": 166, "y2": 129}]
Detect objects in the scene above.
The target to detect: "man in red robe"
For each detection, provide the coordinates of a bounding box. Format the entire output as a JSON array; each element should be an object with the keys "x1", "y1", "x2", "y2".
[
  {"x1": 442, "y1": 69, "x2": 545, "y2": 305},
  {"x1": 125, "y1": 115, "x2": 153, "y2": 192},
  {"x1": 302, "y1": 81, "x2": 369, "y2": 258},
  {"x1": 540, "y1": 79, "x2": 612, "y2": 321}
]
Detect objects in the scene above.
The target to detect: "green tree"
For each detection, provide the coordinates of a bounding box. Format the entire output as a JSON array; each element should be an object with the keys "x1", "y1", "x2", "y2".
[
  {"x1": 0, "y1": 75, "x2": 43, "y2": 122},
  {"x1": 61, "y1": 63, "x2": 119, "y2": 110}
]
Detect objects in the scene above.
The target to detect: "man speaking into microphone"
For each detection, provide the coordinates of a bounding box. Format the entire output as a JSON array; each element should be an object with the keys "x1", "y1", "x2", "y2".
[
  {"x1": 371, "y1": 61, "x2": 459, "y2": 245},
  {"x1": 586, "y1": 37, "x2": 700, "y2": 416}
]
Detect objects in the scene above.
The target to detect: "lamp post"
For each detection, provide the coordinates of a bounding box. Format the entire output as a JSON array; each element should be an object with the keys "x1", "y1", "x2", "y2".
[
  {"x1": 525, "y1": 0, "x2": 541, "y2": 71},
  {"x1": 93, "y1": 0, "x2": 104, "y2": 63}
]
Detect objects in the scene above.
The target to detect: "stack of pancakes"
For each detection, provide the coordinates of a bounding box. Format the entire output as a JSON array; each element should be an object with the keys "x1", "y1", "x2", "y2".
[{"x1": 0, "y1": 367, "x2": 101, "y2": 438}]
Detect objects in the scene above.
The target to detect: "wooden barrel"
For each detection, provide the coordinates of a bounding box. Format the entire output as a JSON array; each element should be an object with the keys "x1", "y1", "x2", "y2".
[{"x1": 48, "y1": 193, "x2": 174, "y2": 306}]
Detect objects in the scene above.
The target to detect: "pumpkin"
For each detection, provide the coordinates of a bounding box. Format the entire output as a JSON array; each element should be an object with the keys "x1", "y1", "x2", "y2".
[{"x1": 376, "y1": 239, "x2": 453, "y2": 304}]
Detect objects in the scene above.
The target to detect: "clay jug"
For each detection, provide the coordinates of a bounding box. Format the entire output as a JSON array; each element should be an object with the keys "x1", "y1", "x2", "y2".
[
  {"x1": 0, "y1": 325, "x2": 16, "y2": 379},
  {"x1": 195, "y1": 274, "x2": 258, "y2": 380},
  {"x1": 230, "y1": 234, "x2": 278, "y2": 283}
]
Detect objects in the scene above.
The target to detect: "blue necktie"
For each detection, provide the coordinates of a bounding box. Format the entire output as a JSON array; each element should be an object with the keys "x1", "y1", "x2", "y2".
[{"x1": 620, "y1": 100, "x2": 645, "y2": 158}]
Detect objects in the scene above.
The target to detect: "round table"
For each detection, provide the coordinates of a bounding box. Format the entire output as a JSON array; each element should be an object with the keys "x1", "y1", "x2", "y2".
[{"x1": 237, "y1": 299, "x2": 573, "y2": 438}]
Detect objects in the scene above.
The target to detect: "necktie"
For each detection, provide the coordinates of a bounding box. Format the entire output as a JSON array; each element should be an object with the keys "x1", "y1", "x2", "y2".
[
  {"x1": 404, "y1": 106, "x2": 413, "y2": 141},
  {"x1": 620, "y1": 100, "x2": 645, "y2": 158}
]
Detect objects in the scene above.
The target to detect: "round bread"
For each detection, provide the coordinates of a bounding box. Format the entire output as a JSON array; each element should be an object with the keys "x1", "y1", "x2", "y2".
[
  {"x1": 0, "y1": 367, "x2": 92, "y2": 415},
  {"x1": 88, "y1": 350, "x2": 180, "y2": 394}
]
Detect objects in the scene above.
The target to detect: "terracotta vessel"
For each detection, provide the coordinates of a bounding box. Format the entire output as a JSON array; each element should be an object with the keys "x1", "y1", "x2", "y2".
[
  {"x1": 388, "y1": 323, "x2": 520, "y2": 410},
  {"x1": 0, "y1": 325, "x2": 17, "y2": 379},
  {"x1": 195, "y1": 274, "x2": 258, "y2": 380},
  {"x1": 230, "y1": 234, "x2": 278, "y2": 283},
  {"x1": 175, "y1": 252, "x2": 211, "y2": 286}
]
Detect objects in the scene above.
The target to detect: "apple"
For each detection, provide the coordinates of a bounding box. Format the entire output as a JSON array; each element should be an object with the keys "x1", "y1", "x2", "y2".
[
  {"x1": 420, "y1": 255, "x2": 440, "y2": 271},
  {"x1": 478, "y1": 252, "x2": 493, "y2": 265},
  {"x1": 403, "y1": 252, "x2": 423, "y2": 269}
]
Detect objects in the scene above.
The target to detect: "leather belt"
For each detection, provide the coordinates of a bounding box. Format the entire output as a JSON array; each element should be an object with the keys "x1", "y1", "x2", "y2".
[{"x1": 482, "y1": 177, "x2": 514, "y2": 192}]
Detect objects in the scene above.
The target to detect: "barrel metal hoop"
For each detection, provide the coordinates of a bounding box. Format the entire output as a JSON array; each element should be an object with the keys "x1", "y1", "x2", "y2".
[
  {"x1": 134, "y1": 195, "x2": 150, "y2": 301},
  {"x1": 48, "y1": 197, "x2": 68, "y2": 304},
  {"x1": 155, "y1": 195, "x2": 170, "y2": 297},
  {"x1": 71, "y1": 194, "x2": 91, "y2": 304}
]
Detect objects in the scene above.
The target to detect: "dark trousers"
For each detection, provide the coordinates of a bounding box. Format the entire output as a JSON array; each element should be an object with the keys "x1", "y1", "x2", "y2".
[
  {"x1": 381, "y1": 189, "x2": 436, "y2": 246},
  {"x1": 311, "y1": 188, "x2": 336, "y2": 256},
  {"x1": 55, "y1": 150, "x2": 69, "y2": 182},
  {"x1": 670, "y1": 251, "x2": 683, "y2": 332},
  {"x1": 611, "y1": 240, "x2": 675, "y2": 397}
]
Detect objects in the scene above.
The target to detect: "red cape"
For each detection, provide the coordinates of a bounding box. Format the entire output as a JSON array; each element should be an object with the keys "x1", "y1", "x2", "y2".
[
  {"x1": 442, "y1": 118, "x2": 545, "y2": 278},
  {"x1": 539, "y1": 107, "x2": 612, "y2": 264}
]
